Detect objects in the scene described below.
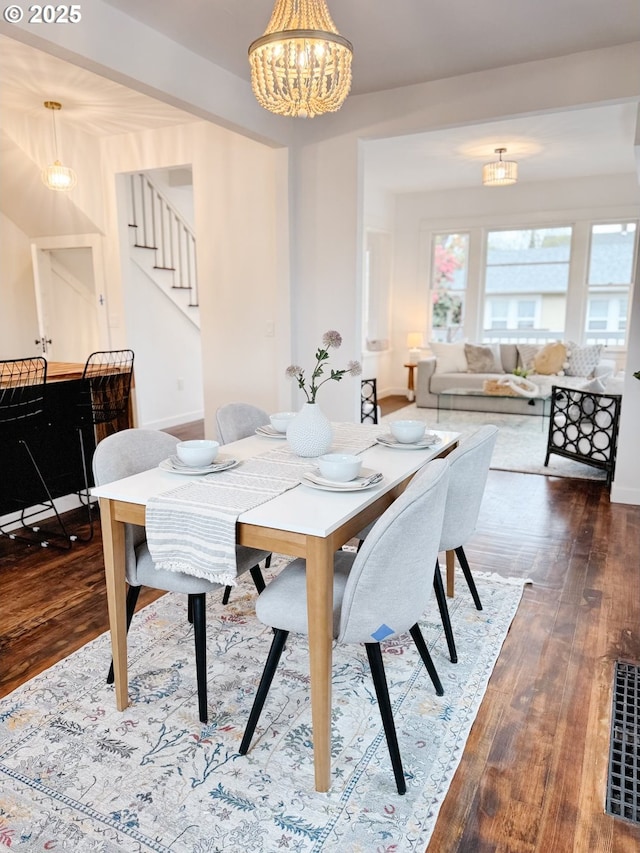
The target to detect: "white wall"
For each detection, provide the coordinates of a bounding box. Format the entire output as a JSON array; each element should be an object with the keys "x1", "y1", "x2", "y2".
[
  {"x1": 100, "y1": 121, "x2": 290, "y2": 438},
  {"x1": 0, "y1": 214, "x2": 39, "y2": 358}
]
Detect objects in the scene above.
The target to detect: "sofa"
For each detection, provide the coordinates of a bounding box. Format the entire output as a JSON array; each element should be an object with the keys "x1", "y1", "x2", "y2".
[{"x1": 415, "y1": 341, "x2": 620, "y2": 415}]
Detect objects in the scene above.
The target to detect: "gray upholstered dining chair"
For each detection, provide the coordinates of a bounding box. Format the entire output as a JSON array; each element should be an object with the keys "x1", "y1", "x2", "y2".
[
  {"x1": 239, "y1": 458, "x2": 450, "y2": 795},
  {"x1": 215, "y1": 403, "x2": 270, "y2": 444},
  {"x1": 433, "y1": 424, "x2": 498, "y2": 662},
  {"x1": 355, "y1": 424, "x2": 498, "y2": 665},
  {"x1": 92, "y1": 428, "x2": 271, "y2": 724},
  {"x1": 215, "y1": 402, "x2": 272, "y2": 603}
]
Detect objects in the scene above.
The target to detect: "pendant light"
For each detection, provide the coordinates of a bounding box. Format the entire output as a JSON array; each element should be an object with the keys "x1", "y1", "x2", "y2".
[
  {"x1": 482, "y1": 147, "x2": 518, "y2": 187},
  {"x1": 248, "y1": 0, "x2": 353, "y2": 118},
  {"x1": 42, "y1": 101, "x2": 77, "y2": 191}
]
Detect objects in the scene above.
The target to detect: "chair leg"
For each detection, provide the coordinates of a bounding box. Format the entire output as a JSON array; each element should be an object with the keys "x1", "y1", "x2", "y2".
[
  {"x1": 249, "y1": 564, "x2": 266, "y2": 594},
  {"x1": 107, "y1": 584, "x2": 141, "y2": 684},
  {"x1": 433, "y1": 560, "x2": 457, "y2": 663},
  {"x1": 365, "y1": 643, "x2": 406, "y2": 795},
  {"x1": 239, "y1": 628, "x2": 288, "y2": 755},
  {"x1": 409, "y1": 624, "x2": 444, "y2": 696},
  {"x1": 455, "y1": 546, "x2": 482, "y2": 610},
  {"x1": 222, "y1": 557, "x2": 269, "y2": 605},
  {"x1": 74, "y1": 426, "x2": 96, "y2": 543},
  {"x1": 190, "y1": 593, "x2": 208, "y2": 724}
]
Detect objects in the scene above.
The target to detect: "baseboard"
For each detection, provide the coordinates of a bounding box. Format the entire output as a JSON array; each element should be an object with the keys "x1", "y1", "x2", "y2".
[
  {"x1": 139, "y1": 410, "x2": 205, "y2": 431},
  {"x1": 610, "y1": 483, "x2": 640, "y2": 506},
  {"x1": 0, "y1": 494, "x2": 82, "y2": 532}
]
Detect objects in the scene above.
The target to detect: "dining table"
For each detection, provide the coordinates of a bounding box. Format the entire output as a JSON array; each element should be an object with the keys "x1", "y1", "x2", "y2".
[{"x1": 91, "y1": 424, "x2": 460, "y2": 792}]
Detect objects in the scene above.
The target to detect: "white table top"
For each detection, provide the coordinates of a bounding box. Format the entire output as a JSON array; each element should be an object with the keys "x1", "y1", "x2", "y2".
[{"x1": 91, "y1": 429, "x2": 459, "y2": 538}]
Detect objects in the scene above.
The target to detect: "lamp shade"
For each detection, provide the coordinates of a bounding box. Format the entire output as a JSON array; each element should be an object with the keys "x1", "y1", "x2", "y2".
[
  {"x1": 483, "y1": 148, "x2": 517, "y2": 186},
  {"x1": 248, "y1": 0, "x2": 353, "y2": 118},
  {"x1": 406, "y1": 332, "x2": 424, "y2": 349},
  {"x1": 42, "y1": 160, "x2": 77, "y2": 191},
  {"x1": 42, "y1": 101, "x2": 77, "y2": 191}
]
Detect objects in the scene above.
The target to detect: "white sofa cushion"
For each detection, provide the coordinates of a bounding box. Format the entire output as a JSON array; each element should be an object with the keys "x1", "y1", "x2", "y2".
[{"x1": 430, "y1": 341, "x2": 467, "y2": 374}]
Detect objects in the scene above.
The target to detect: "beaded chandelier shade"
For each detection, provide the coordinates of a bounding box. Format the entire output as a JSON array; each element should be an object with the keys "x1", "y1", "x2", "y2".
[
  {"x1": 482, "y1": 147, "x2": 517, "y2": 186},
  {"x1": 248, "y1": 0, "x2": 353, "y2": 118},
  {"x1": 42, "y1": 101, "x2": 77, "y2": 191}
]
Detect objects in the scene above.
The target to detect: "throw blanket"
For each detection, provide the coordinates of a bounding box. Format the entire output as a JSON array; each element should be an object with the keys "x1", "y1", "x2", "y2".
[{"x1": 146, "y1": 423, "x2": 381, "y2": 585}]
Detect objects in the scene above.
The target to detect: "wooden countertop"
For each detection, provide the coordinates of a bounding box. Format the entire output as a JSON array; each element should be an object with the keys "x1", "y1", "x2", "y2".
[{"x1": 46, "y1": 362, "x2": 86, "y2": 382}]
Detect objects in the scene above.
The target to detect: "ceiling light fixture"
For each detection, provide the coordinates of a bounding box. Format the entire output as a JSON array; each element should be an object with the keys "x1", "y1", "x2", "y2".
[
  {"x1": 248, "y1": 0, "x2": 353, "y2": 118},
  {"x1": 42, "y1": 101, "x2": 77, "y2": 191},
  {"x1": 482, "y1": 147, "x2": 517, "y2": 187}
]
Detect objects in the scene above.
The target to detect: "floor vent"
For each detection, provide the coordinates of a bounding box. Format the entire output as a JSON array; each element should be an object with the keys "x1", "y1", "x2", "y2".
[{"x1": 606, "y1": 660, "x2": 640, "y2": 823}]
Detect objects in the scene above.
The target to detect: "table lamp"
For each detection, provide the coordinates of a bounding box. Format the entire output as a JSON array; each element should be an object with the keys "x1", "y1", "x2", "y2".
[{"x1": 406, "y1": 332, "x2": 423, "y2": 364}]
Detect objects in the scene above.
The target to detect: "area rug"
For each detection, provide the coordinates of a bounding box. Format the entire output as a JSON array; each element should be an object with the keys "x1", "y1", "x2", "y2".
[
  {"x1": 0, "y1": 557, "x2": 527, "y2": 852},
  {"x1": 383, "y1": 404, "x2": 607, "y2": 480}
]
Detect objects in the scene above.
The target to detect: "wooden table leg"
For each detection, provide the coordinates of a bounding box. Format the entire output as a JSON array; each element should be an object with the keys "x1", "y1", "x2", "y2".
[
  {"x1": 446, "y1": 549, "x2": 455, "y2": 598},
  {"x1": 100, "y1": 497, "x2": 129, "y2": 710},
  {"x1": 305, "y1": 535, "x2": 335, "y2": 792}
]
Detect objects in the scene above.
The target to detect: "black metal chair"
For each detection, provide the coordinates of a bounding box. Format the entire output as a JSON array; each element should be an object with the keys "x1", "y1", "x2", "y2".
[
  {"x1": 544, "y1": 385, "x2": 622, "y2": 486},
  {"x1": 360, "y1": 377, "x2": 379, "y2": 424},
  {"x1": 0, "y1": 357, "x2": 73, "y2": 548},
  {"x1": 76, "y1": 349, "x2": 135, "y2": 538}
]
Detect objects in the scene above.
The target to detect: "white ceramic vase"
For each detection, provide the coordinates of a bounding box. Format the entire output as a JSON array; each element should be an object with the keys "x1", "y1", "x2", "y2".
[{"x1": 286, "y1": 402, "x2": 333, "y2": 457}]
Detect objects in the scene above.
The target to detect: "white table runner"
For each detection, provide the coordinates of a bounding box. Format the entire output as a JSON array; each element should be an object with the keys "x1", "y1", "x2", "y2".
[{"x1": 146, "y1": 423, "x2": 381, "y2": 585}]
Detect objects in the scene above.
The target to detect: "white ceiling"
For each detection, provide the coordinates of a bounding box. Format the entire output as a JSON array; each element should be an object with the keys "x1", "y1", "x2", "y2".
[
  {"x1": 1, "y1": 1, "x2": 639, "y2": 195},
  {"x1": 102, "y1": 0, "x2": 640, "y2": 97}
]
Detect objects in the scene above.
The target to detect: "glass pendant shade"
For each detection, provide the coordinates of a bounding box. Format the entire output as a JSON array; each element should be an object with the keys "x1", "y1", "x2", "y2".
[
  {"x1": 483, "y1": 148, "x2": 517, "y2": 186},
  {"x1": 248, "y1": 0, "x2": 353, "y2": 118},
  {"x1": 42, "y1": 160, "x2": 77, "y2": 191},
  {"x1": 42, "y1": 101, "x2": 77, "y2": 191}
]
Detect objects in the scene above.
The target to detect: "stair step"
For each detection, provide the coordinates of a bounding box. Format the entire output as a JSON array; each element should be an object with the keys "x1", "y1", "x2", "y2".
[
  {"x1": 153, "y1": 265, "x2": 176, "y2": 271},
  {"x1": 134, "y1": 243, "x2": 158, "y2": 250}
]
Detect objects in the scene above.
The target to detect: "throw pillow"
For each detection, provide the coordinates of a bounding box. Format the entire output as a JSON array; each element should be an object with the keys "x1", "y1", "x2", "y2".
[
  {"x1": 464, "y1": 343, "x2": 503, "y2": 373},
  {"x1": 533, "y1": 342, "x2": 566, "y2": 375},
  {"x1": 566, "y1": 342, "x2": 602, "y2": 377},
  {"x1": 430, "y1": 341, "x2": 468, "y2": 374},
  {"x1": 516, "y1": 343, "x2": 541, "y2": 371}
]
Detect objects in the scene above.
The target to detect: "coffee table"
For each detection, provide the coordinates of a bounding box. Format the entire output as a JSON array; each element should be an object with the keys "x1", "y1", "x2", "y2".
[{"x1": 437, "y1": 387, "x2": 551, "y2": 426}]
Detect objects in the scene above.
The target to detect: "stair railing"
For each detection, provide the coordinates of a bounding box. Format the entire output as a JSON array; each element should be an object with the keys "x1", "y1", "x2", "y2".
[{"x1": 129, "y1": 173, "x2": 198, "y2": 308}]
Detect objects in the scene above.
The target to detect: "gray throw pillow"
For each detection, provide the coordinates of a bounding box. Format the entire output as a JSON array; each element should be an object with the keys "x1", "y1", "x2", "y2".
[{"x1": 464, "y1": 343, "x2": 503, "y2": 373}]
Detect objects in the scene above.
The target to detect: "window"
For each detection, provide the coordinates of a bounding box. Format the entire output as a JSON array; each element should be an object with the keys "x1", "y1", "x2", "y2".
[
  {"x1": 585, "y1": 222, "x2": 637, "y2": 346},
  {"x1": 483, "y1": 226, "x2": 572, "y2": 343},
  {"x1": 430, "y1": 233, "x2": 469, "y2": 342}
]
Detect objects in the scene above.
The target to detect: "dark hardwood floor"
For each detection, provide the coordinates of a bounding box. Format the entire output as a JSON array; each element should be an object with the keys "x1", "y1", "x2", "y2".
[{"x1": 1, "y1": 406, "x2": 639, "y2": 851}]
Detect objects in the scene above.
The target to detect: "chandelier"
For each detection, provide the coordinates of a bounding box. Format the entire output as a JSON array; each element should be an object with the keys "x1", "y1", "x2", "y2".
[
  {"x1": 482, "y1": 148, "x2": 518, "y2": 187},
  {"x1": 248, "y1": 0, "x2": 353, "y2": 118},
  {"x1": 42, "y1": 101, "x2": 77, "y2": 191}
]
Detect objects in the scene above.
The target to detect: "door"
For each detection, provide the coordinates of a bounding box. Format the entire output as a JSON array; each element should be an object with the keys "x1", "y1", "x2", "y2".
[{"x1": 31, "y1": 236, "x2": 108, "y2": 362}]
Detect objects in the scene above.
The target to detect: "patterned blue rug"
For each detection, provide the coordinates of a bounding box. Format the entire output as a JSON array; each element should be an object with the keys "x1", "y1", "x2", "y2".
[{"x1": 0, "y1": 558, "x2": 527, "y2": 851}]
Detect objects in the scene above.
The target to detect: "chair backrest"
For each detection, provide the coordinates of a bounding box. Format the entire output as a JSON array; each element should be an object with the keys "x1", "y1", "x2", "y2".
[
  {"x1": 338, "y1": 458, "x2": 450, "y2": 645},
  {"x1": 438, "y1": 425, "x2": 498, "y2": 552},
  {"x1": 0, "y1": 357, "x2": 47, "y2": 425},
  {"x1": 92, "y1": 428, "x2": 178, "y2": 562},
  {"x1": 80, "y1": 349, "x2": 134, "y2": 425},
  {"x1": 360, "y1": 378, "x2": 378, "y2": 424},
  {"x1": 215, "y1": 403, "x2": 269, "y2": 444}
]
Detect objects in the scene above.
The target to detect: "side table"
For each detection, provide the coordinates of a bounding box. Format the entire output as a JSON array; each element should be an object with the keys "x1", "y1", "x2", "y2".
[{"x1": 404, "y1": 362, "x2": 417, "y2": 401}]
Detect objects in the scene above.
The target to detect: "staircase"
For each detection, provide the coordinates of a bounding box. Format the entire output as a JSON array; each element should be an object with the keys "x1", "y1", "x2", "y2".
[{"x1": 128, "y1": 172, "x2": 199, "y2": 327}]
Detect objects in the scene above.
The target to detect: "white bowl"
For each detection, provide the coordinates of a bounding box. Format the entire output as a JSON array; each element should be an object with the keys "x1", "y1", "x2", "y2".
[
  {"x1": 389, "y1": 420, "x2": 426, "y2": 444},
  {"x1": 269, "y1": 411, "x2": 297, "y2": 433},
  {"x1": 317, "y1": 453, "x2": 362, "y2": 482},
  {"x1": 176, "y1": 439, "x2": 219, "y2": 467}
]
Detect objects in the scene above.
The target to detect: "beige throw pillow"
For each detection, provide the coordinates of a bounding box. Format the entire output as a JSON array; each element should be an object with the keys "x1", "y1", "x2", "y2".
[
  {"x1": 533, "y1": 342, "x2": 567, "y2": 375},
  {"x1": 464, "y1": 343, "x2": 503, "y2": 373},
  {"x1": 516, "y1": 343, "x2": 541, "y2": 371}
]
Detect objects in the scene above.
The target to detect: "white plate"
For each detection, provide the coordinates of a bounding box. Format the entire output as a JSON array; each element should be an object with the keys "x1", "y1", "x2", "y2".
[
  {"x1": 375, "y1": 433, "x2": 441, "y2": 450},
  {"x1": 300, "y1": 467, "x2": 383, "y2": 492},
  {"x1": 255, "y1": 425, "x2": 287, "y2": 439},
  {"x1": 159, "y1": 455, "x2": 239, "y2": 475}
]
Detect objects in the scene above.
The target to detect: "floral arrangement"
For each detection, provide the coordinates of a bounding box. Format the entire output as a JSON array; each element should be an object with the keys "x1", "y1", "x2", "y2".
[{"x1": 286, "y1": 330, "x2": 361, "y2": 404}]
